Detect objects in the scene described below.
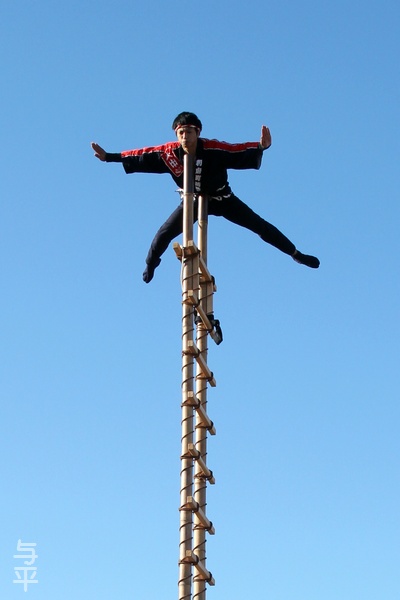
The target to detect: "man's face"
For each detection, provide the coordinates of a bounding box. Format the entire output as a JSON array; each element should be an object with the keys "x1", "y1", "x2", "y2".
[{"x1": 176, "y1": 126, "x2": 199, "y2": 154}]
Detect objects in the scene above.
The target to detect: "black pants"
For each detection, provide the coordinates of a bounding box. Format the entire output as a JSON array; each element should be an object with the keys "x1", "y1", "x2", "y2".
[{"x1": 145, "y1": 194, "x2": 296, "y2": 264}]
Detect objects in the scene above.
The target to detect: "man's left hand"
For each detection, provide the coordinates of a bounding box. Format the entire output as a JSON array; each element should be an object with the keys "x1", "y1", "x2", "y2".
[{"x1": 260, "y1": 125, "x2": 272, "y2": 149}]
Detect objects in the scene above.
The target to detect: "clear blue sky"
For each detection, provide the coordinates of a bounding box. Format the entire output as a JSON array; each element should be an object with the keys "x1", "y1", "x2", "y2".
[{"x1": 1, "y1": 1, "x2": 399, "y2": 599}]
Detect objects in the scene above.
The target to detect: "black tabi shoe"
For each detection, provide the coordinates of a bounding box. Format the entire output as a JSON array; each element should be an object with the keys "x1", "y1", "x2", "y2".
[
  {"x1": 142, "y1": 257, "x2": 162, "y2": 283},
  {"x1": 292, "y1": 250, "x2": 320, "y2": 269}
]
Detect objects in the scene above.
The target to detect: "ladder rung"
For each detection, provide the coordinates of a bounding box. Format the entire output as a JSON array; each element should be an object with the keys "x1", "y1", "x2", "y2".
[
  {"x1": 180, "y1": 551, "x2": 215, "y2": 586},
  {"x1": 173, "y1": 240, "x2": 199, "y2": 259},
  {"x1": 194, "y1": 572, "x2": 215, "y2": 585},
  {"x1": 186, "y1": 240, "x2": 199, "y2": 255},
  {"x1": 182, "y1": 392, "x2": 216, "y2": 435},
  {"x1": 199, "y1": 256, "x2": 212, "y2": 282},
  {"x1": 173, "y1": 241, "x2": 181, "y2": 258},
  {"x1": 195, "y1": 303, "x2": 213, "y2": 331},
  {"x1": 182, "y1": 391, "x2": 199, "y2": 407},
  {"x1": 195, "y1": 406, "x2": 216, "y2": 435},
  {"x1": 174, "y1": 244, "x2": 217, "y2": 290},
  {"x1": 195, "y1": 411, "x2": 216, "y2": 435},
  {"x1": 186, "y1": 292, "x2": 220, "y2": 345},
  {"x1": 184, "y1": 341, "x2": 216, "y2": 387},
  {"x1": 190, "y1": 497, "x2": 215, "y2": 534},
  {"x1": 182, "y1": 497, "x2": 215, "y2": 534},
  {"x1": 184, "y1": 340, "x2": 200, "y2": 356},
  {"x1": 188, "y1": 444, "x2": 216, "y2": 484}
]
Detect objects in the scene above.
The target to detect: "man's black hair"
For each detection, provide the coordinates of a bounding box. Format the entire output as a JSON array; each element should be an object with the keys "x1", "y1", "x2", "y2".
[{"x1": 172, "y1": 112, "x2": 202, "y2": 132}]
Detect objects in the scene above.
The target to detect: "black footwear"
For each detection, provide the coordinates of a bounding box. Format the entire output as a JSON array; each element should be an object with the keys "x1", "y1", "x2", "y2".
[
  {"x1": 292, "y1": 250, "x2": 320, "y2": 269},
  {"x1": 142, "y1": 257, "x2": 161, "y2": 283}
]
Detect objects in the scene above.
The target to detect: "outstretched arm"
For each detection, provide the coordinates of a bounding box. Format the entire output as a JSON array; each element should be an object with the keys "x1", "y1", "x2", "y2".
[
  {"x1": 260, "y1": 125, "x2": 272, "y2": 150},
  {"x1": 91, "y1": 142, "x2": 107, "y2": 161}
]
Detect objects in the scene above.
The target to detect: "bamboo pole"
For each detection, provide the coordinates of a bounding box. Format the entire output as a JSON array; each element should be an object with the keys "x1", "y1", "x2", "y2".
[
  {"x1": 193, "y1": 194, "x2": 212, "y2": 600},
  {"x1": 179, "y1": 153, "x2": 197, "y2": 600}
]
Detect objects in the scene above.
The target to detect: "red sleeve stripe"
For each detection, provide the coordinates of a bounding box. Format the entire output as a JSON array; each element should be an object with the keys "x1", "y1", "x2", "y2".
[
  {"x1": 202, "y1": 138, "x2": 260, "y2": 152},
  {"x1": 121, "y1": 141, "x2": 180, "y2": 158}
]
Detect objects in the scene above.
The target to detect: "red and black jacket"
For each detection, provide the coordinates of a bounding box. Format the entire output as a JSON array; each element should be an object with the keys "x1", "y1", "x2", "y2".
[{"x1": 105, "y1": 138, "x2": 263, "y2": 198}]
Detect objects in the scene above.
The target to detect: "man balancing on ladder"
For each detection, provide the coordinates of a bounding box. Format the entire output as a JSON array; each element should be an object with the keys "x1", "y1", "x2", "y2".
[{"x1": 91, "y1": 111, "x2": 320, "y2": 283}]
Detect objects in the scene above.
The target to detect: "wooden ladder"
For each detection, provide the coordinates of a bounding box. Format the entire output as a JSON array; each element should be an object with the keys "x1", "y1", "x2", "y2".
[{"x1": 174, "y1": 153, "x2": 220, "y2": 600}]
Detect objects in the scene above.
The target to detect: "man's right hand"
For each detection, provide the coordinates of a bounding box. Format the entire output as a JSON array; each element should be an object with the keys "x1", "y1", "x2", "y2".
[{"x1": 91, "y1": 142, "x2": 107, "y2": 161}]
